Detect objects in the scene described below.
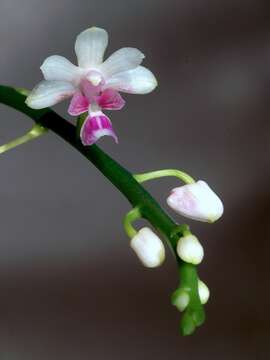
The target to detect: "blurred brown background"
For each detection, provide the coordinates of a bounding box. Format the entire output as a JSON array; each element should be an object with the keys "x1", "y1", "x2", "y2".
[{"x1": 0, "y1": 0, "x2": 270, "y2": 359}]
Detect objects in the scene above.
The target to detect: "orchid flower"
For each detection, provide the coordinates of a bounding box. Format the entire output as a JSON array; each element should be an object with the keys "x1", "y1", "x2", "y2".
[{"x1": 25, "y1": 27, "x2": 157, "y2": 145}]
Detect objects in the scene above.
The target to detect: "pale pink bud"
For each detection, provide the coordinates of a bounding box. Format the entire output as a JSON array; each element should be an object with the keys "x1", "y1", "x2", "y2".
[
  {"x1": 167, "y1": 180, "x2": 224, "y2": 223},
  {"x1": 130, "y1": 227, "x2": 165, "y2": 268}
]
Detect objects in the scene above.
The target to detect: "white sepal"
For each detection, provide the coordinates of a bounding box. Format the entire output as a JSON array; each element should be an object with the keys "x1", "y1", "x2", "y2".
[
  {"x1": 176, "y1": 234, "x2": 204, "y2": 265},
  {"x1": 130, "y1": 227, "x2": 165, "y2": 268}
]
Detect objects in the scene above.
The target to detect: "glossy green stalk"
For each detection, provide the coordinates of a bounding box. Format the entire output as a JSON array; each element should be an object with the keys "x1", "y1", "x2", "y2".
[
  {"x1": 134, "y1": 169, "x2": 195, "y2": 185},
  {"x1": 123, "y1": 207, "x2": 142, "y2": 238},
  {"x1": 0, "y1": 123, "x2": 47, "y2": 154},
  {"x1": 0, "y1": 85, "x2": 205, "y2": 335}
]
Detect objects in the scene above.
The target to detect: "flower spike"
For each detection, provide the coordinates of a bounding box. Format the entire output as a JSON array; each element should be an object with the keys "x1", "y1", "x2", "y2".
[{"x1": 0, "y1": 14, "x2": 223, "y2": 335}]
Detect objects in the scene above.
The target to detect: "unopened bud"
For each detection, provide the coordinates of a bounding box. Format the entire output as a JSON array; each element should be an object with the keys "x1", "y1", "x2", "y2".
[
  {"x1": 130, "y1": 227, "x2": 165, "y2": 268},
  {"x1": 198, "y1": 279, "x2": 210, "y2": 304},
  {"x1": 167, "y1": 180, "x2": 224, "y2": 223},
  {"x1": 171, "y1": 288, "x2": 190, "y2": 312},
  {"x1": 176, "y1": 234, "x2": 204, "y2": 265}
]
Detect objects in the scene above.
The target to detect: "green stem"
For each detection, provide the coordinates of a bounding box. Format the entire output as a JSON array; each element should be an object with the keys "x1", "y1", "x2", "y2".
[
  {"x1": 123, "y1": 207, "x2": 142, "y2": 238},
  {"x1": 0, "y1": 84, "x2": 204, "y2": 335},
  {"x1": 0, "y1": 123, "x2": 47, "y2": 154},
  {"x1": 134, "y1": 169, "x2": 195, "y2": 185}
]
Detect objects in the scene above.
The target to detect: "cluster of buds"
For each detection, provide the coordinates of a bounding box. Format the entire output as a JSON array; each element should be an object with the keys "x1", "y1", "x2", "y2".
[
  {"x1": 172, "y1": 279, "x2": 210, "y2": 312},
  {"x1": 127, "y1": 177, "x2": 223, "y2": 266},
  {"x1": 125, "y1": 173, "x2": 223, "y2": 312}
]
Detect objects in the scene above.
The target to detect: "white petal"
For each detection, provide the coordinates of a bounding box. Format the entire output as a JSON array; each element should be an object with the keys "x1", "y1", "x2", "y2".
[
  {"x1": 105, "y1": 66, "x2": 157, "y2": 94},
  {"x1": 25, "y1": 80, "x2": 75, "y2": 109},
  {"x1": 100, "y1": 48, "x2": 145, "y2": 78},
  {"x1": 41, "y1": 55, "x2": 82, "y2": 84},
  {"x1": 75, "y1": 27, "x2": 108, "y2": 68}
]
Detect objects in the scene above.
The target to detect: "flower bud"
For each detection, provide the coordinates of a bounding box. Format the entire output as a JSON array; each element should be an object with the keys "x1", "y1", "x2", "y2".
[
  {"x1": 176, "y1": 234, "x2": 204, "y2": 265},
  {"x1": 167, "y1": 180, "x2": 224, "y2": 223},
  {"x1": 198, "y1": 280, "x2": 210, "y2": 304},
  {"x1": 130, "y1": 227, "x2": 165, "y2": 268},
  {"x1": 171, "y1": 288, "x2": 190, "y2": 312}
]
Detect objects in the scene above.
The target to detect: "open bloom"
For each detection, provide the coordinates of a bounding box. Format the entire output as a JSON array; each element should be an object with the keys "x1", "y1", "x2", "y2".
[
  {"x1": 26, "y1": 27, "x2": 157, "y2": 145},
  {"x1": 167, "y1": 180, "x2": 224, "y2": 223},
  {"x1": 130, "y1": 227, "x2": 165, "y2": 268}
]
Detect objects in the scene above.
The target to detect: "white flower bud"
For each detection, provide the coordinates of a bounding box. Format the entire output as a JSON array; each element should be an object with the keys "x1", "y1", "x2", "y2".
[
  {"x1": 130, "y1": 227, "x2": 165, "y2": 268},
  {"x1": 176, "y1": 234, "x2": 204, "y2": 265},
  {"x1": 167, "y1": 180, "x2": 224, "y2": 223},
  {"x1": 172, "y1": 289, "x2": 190, "y2": 312},
  {"x1": 198, "y1": 280, "x2": 210, "y2": 304}
]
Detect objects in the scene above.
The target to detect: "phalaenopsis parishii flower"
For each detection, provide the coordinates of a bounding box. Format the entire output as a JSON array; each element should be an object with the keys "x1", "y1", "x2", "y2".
[{"x1": 26, "y1": 27, "x2": 157, "y2": 145}]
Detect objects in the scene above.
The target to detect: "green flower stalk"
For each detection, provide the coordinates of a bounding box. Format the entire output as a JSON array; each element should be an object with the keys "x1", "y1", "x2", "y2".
[
  {"x1": 0, "y1": 85, "x2": 207, "y2": 335},
  {"x1": 0, "y1": 123, "x2": 47, "y2": 154},
  {"x1": 134, "y1": 169, "x2": 196, "y2": 185},
  {"x1": 0, "y1": 27, "x2": 225, "y2": 336}
]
